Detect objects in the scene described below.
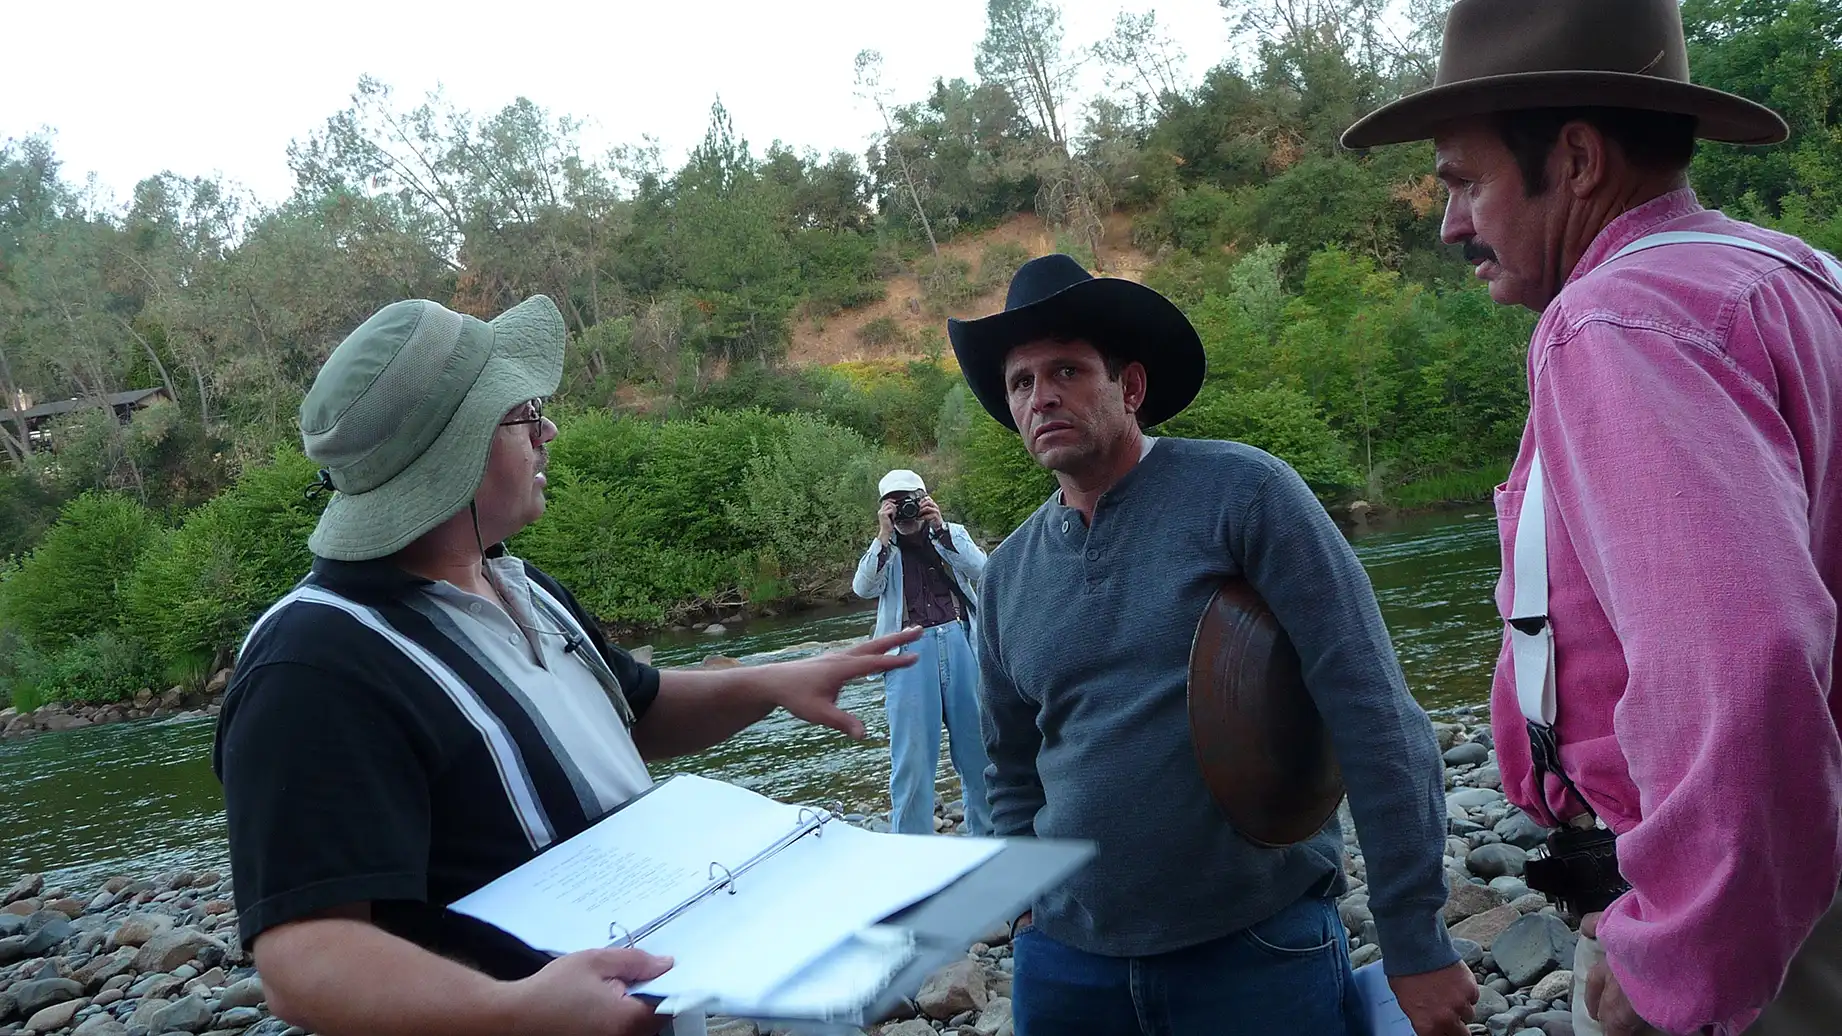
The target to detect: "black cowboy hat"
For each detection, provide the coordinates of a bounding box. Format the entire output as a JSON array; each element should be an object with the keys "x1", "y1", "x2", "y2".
[{"x1": 946, "y1": 254, "x2": 1205, "y2": 432}]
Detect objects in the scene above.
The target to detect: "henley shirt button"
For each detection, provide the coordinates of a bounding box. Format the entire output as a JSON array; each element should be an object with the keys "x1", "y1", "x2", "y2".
[
  {"x1": 1086, "y1": 548, "x2": 1100, "y2": 561},
  {"x1": 1061, "y1": 519, "x2": 1070, "y2": 533},
  {"x1": 469, "y1": 603, "x2": 482, "y2": 615}
]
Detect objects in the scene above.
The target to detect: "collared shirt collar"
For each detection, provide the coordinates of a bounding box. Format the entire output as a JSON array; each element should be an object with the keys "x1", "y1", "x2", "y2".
[
  {"x1": 1564, "y1": 187, "x2": 1705, "y2": 290},
  {"x1": 308, "y1": 542, "x2": 515, "y2": 602}
]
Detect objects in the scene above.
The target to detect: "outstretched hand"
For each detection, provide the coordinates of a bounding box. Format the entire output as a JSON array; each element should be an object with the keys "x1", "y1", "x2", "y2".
[{"x1": 754, "y1": 627, "x2": 923, "y2": 738}]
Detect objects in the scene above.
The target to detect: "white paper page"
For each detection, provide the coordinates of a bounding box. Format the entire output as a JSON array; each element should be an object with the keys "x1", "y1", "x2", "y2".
[
  {"x1": 633, "y1": 823, "x2": 1002, "y2": 1004},
  {"x1": 1352, "y1": 962, "x2": 1416, "y2": 1036},
  {"x1": 448, "y1": 775, "x2": 816, "y2": 954},
  {"x1": 660, "y1": 926, "x2": 916, "y2": 1020}
]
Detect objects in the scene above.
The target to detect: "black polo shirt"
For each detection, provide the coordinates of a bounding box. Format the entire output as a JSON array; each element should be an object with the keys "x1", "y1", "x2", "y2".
[{"x1": 212, "y1": 550, "x2": 659, "y2": 979}]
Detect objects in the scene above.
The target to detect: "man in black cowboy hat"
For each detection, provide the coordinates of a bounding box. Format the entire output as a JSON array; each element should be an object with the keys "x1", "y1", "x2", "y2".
[
  {"x1": 1344, "y1": 1, "x2": 1842, "y2": 1033},
  {"x1": 949, "y1": 254, "x2": 1475, "y2": 1036}
]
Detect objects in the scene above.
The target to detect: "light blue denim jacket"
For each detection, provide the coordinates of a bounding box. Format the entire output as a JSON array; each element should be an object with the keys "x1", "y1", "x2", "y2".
[{"x1": 850, "y1": 522, "x2": 986, "y2": 652}]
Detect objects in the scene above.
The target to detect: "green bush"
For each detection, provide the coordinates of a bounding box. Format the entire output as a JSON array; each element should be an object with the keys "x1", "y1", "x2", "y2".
[
  {"x1": 946, "y1": 407, "x2": 1057, "y2": 539},
  {"x1": 725, "y1": 414, "x2": 891, "y2": 585},
  {"x1": 544, "y1": 407, "x2": 662, "y2": 485},
  {"x1": 515, "y1": 472, "x2": 743, "y2": 626},
  {"x1": 864, "y1": 360, "x2": 957, "y2": 454},
  {"x1": 679, "y1": 362, "x2": 829, "y2": 417},
  {"x1": 856, "y1": 316, "x2": 908, "y2": 347},
  {"x1": 796, "y1": 230, "x2": 888, "y2": 316},
  {"x1": 919, "y1": 256, "x2": 981, "y2": 316},
  {"x1": 1169, "y1": 243, "x2": 1530, "y2": 498},
  {"x1": 626, "y1": 409, "x2": 789, "y2": 552},
  {"x1": 1389, "y1": 463, "x2": 1511, "y2": 510},
  {"x1": 1132, "y1": 183, "x2": 1259, "y2": 256},
  {"x1": 518, "y1": 408, "x2": 892, "y2": 624},
  {"x1": 560, "y1": 317, "x2": 643, "y2": 408},
  {"x1": 935, "y1": 383, "x2": 977, "y2": 459},
  {"x1": 977, "y1": 241, "x2": 1031, "y2": 291},
  {"x1": 122, "y1": 447, "x2": 326, "y2": 668},
  {"x1": 0, "y1": 469, "x2": 65, "y2": 561},
  {"x1": 8, "y1": 630, "x2": 158, "y2": 705},
  {"x1": 0, "y1": 491, "x2": 164, "y2": 649},
  {"x1": 1052, "y1": 231, "x2": 1098, "y2": 272},
  {"x1": 1157, "y1": 386, "x2": 1361, "y2": 498},
  {"x1": 812, "y1": 373, "x2": 887, "y2": 443}
]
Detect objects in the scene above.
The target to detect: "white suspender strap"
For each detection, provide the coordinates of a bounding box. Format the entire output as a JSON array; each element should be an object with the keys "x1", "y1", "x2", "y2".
[
  {"x1": 1505, "y1": 226, "x2": 1842, "y2": 818},
  {"x1": 1512, "y1": 230, "x2": 1840, "y2": 725},
  {"x1": 1509, "y1": 447, "x2": 1593, "y2": 822},
  {"x1": 1608, "y1": 230, "x2": 1842, "y2": 303},
  {"x1": 1509, "y1": 448, "x2": 1557, "y2": 726}
]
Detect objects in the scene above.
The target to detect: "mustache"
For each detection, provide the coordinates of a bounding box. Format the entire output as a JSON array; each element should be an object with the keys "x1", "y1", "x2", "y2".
[{"x1": 1462, "y1": 238, "x2": 1498, "y2": 264}]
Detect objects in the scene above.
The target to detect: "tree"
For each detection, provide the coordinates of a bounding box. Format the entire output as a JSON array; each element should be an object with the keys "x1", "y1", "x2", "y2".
[
  {"x1": 642, "y1": 100, "x2": 801, "y2": 365},
  {"x1": 287, "y1": 76, "x2": 471, "y2": 273},
  {"x1": 1682, "y1": 0, "x2": 1842, "y2": 249},
  {"x1": 976, "y1": 0, "x2": 1114, "y2": 264},
  {"x1": 855, "y1": 50, "x2": 940, "y2": 256},
  {"x1": 116, "y1": 172, "x2": 245, "y2": 427},
  {"x1": 0, "y1": 339, "x2": 26, "y2": 466},
  {"x1": 450, "y1": 98, "x2": 627, "y2": 331},
  {"x1": 865, "y1": 78, "x2": 1037, "y2": 241},
  {"x1": 975, "y1": 0, "x2": 1077, "y2": 148},
  {"x1": 1219, "y1": 0, "x2": 1428, "y2": 151},
  {"x1": 1092, "y1": 9, "x2": 1189, "y2": 119}
]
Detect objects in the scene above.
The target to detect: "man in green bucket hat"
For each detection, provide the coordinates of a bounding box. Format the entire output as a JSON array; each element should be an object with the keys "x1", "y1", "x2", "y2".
[{"x1": 213, "y1": 294, "x2": 922, "y2": 1036}]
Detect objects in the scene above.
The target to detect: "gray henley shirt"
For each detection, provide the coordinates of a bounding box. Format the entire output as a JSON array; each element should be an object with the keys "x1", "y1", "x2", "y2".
[{"x1": 976, "y1": 436, "x2": 1457, "y2": 975}]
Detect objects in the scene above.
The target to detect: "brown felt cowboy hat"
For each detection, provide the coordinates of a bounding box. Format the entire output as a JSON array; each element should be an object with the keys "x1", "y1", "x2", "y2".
[
  {"x1": 1341, "y1": 0, "x2": 1788, "y2": 149},
  {"x1": 1188, "y1": 577, "x2": 1344, "y2": 848}
]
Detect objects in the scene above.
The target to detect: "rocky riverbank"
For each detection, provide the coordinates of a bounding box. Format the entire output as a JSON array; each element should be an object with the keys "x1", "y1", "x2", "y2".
[
  {"x1": 1, "y1": 672, "x2": 232, "y2": 742},
  {"x1": 0, "y1": 867, "x2": 272, "y2": 1036},
  {"x1": 1, "y1": 713, "x2": 1576, "y2": 1036}
]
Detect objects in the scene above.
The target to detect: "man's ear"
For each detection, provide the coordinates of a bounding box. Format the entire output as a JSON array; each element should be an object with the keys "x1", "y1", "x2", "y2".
[
  {"x1": 1120, "y1": 361, "x2": 1149, "y2": 415},
  {"x1": 1556, "y1": 119, "x2": 1612, "y2": 200}
]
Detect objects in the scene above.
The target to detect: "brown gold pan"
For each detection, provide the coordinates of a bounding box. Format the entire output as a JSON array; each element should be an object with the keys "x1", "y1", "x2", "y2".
[{"x1": 1186, "y1": 576, "x2": 1345, "y2": 848}]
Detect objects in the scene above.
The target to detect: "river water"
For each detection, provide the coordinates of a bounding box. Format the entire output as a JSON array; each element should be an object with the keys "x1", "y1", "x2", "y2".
[{"x1": 0, "y1": 508, "x2": 1503, "y2": 890}]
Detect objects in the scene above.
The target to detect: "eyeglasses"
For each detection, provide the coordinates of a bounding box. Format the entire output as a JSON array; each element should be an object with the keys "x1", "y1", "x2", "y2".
[{"x1": 499, "y1": 399, "x2": 548, "y2": 441}]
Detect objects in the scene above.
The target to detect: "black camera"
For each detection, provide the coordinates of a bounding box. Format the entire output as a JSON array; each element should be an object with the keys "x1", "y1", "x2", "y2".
[
  {"x1": 894, "y1": 492, "x2": 924, "y2": 522},
  {"x1": 1523, "y1": 824, "x2": 1630, "y2": 921}
]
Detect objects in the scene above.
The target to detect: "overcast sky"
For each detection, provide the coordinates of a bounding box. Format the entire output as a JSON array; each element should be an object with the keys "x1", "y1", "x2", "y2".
[{"x1": 6, "y1": 0, "x2": 1245, "y2": 211}]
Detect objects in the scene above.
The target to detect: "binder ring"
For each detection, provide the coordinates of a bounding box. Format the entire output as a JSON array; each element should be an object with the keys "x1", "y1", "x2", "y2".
[
  {"x1": 608, "y1": 921, "x2": 635, "y2": 947},
  {"x1": 798, "y1": 806, "x2": 827, "y2": 834},
  {"x1": 708, "y1": 861, "x2": 738, "y2": 894}
]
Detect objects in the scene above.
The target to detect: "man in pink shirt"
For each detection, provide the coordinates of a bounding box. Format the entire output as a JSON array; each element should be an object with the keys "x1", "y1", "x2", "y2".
[{"x1": 1344, "y1": 1, "x2": 1842, "y2": 1033}]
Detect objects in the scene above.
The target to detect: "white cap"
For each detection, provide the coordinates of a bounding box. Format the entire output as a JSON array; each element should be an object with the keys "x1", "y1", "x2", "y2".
[{"x1": 878, "y1": 469, "x2": 927, "y2": 498}]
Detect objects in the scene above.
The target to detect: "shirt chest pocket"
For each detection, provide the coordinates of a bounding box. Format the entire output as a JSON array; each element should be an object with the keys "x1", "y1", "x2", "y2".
[{"x1": 1493, "y1": 484, "x2": 1523, "y2": 621}]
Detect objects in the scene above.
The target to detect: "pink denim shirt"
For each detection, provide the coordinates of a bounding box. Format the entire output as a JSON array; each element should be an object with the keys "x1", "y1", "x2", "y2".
[{"x1": 1489, "y1": 189, "x2": 1842, "y2": 1034}]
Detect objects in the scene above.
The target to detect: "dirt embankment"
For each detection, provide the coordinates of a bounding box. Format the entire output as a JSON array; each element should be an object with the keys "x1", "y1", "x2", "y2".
[{"x1": 786, "y1": 212, "x2": 1155, "y2": 369}]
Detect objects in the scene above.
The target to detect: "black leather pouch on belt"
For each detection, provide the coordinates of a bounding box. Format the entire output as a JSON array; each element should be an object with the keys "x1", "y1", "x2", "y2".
[{"x1": 1523, "y1": 824, "x2": 1631, "y2": 922}]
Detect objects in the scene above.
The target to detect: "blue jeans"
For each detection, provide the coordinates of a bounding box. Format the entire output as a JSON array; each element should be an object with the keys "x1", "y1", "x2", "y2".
[
  {"x1": 883, "y1": 619, "x2": 992, "y2": 837},
  {"x1": 1011, "y1": 893, "x2": 1365, "y2": 1036}
]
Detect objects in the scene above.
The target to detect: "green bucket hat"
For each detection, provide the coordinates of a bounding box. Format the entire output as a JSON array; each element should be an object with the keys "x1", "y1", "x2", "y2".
[{"x1": 301, "y1": 295, "x2": 565, "y2": 561}]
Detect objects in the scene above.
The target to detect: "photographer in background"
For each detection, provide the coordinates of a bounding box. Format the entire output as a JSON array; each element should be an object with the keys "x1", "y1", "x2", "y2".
[{"x1": 852, "y1": 470, "x2": 992, "y2": 837}]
